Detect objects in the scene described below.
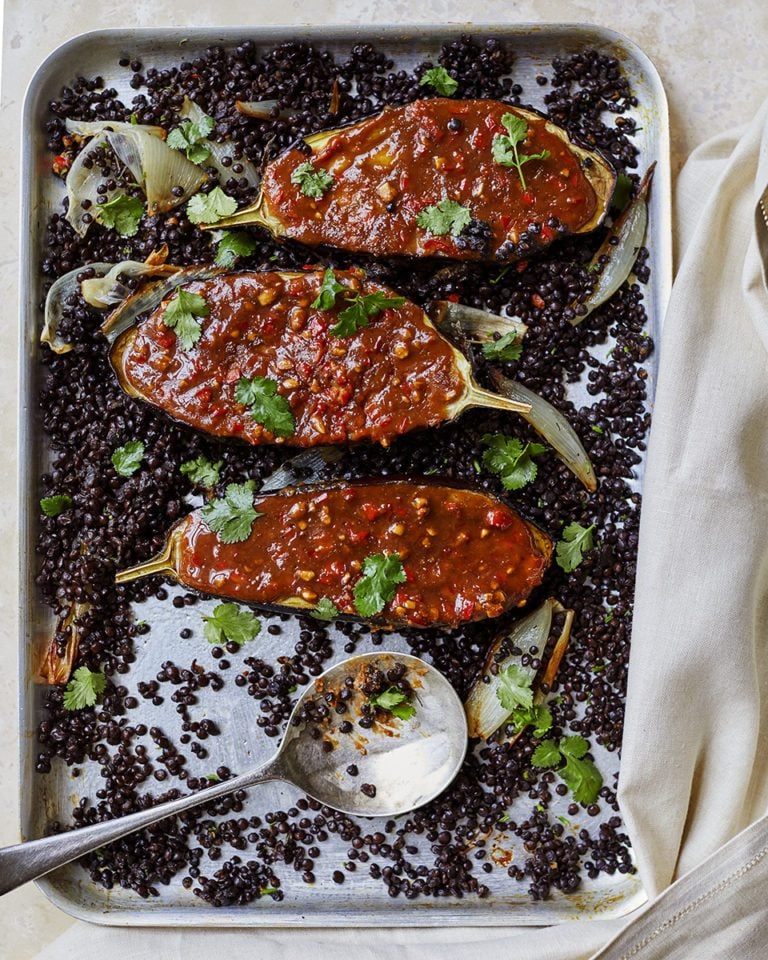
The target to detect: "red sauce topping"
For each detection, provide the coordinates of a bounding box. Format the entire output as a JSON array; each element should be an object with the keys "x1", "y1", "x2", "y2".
[
  {"x1": 176, "y1": 482, "x2": 552, "y2": 628},
  {"x1": 262, "y1": 99, "x2": 601, "y2": 261},
  {"x1": 115, "y1": 271, "x2": 464, "y2": 446}
]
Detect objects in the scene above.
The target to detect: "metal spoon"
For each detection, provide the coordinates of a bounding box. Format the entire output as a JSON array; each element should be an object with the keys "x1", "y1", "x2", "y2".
[{"x1": 0, "y1": 652, "x2": 467, "y2": 897}]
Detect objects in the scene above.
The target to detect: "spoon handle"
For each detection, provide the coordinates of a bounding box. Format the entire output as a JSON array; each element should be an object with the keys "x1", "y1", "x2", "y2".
[{"x1": 0, "y1": 758, "x2": 283, "y2": 897}]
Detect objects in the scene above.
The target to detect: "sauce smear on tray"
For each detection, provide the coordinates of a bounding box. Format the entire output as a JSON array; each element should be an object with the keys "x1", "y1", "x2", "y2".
[{"x1": 177, "y1": 482, "x2": 552, "y2": 628}]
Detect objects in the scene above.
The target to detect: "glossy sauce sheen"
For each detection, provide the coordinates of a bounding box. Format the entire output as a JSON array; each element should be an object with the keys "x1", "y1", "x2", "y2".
[
  {"x1": 262, "y1": 99, "x2": 600, "y2": 260},
  {"x1": 177, "y1": 483, "x2": 552, "y2": 628},
  {"x1": 116, "y1": 271, "x2": 464, "y2": 446}
]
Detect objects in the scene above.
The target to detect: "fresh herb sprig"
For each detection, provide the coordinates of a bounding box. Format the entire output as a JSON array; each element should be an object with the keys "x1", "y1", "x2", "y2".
[
  {"x1": 63, "y1": 667, "x2": 107, "y2": 711},
  {"x1": 481, "y1": 434, "x2": 547, "y2": 490},
  {"x1": 180, "y1": 455, "x2": 222, "y2": 488},
  {"x1": 419, "y1": 66, "x2": 458, "y2": 96},
  {"x1": 163, "y1": 289, "x2": 209, "y2": 351},
  {"x1": 202, "y1": 602, "x2": 261, "y2": 646},
  {"x1": 234, "y1": 376, "x2": 295, "y2": 437},
  {"x1": 354, "y1": 552, "x2": 407, "y2": 617},
  {"x1": 112, "y1": 440, "x2": 145, "y2": 477},
  {"x1": 291, "y1": 162, "x2": 334, "y2": 199},
  {"x1": 417, "y1": 198, "x2": 472, "y2": 237},
  {"x1": 482, "y1": 331, "x2": 523, "y2": 362},
  {"x1": 496, "y1": 663, "x2": 534, "y2": 711},
  {"x1": 187, "y1": 186, "x2": 238, "y2": 224},
  {"x1": 96, "y1": 194, "x2": 144, "y2": 237},
  {"x1": 201, "y1": 480, "x2": 262, "y2": 544},
  {"x1": 556, "y1": 522, "x2": 596, "y2": 572},
  {"x1": 311, "y1": 269, "x2": 406, "y2": 337},
  {"x1": 212, "y1": 230, "x2": 258, "y2": 267},
  {"x1": 40, "y1": 494, "x2": 73, "y2": 517},
  {"x1": 369, "y1": 686, "x2": 416, "y2": 721},
  {"x1": 531, "y1": 735, "x2": 603, "y2": 804},
  {"x1": 492, "y1": 113, "x2": 551, "y2": 191},
  {"x1": 167, "y1": 111, "x2": 215, "y2": 164},
  {"x1": 311, "y1": 598, "x2": 340, "y2": 621}
]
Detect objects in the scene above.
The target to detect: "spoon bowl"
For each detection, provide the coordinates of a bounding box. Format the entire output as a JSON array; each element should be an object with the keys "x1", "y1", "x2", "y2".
[{"x1": 0, "y1": 652, "x2": 467, "y2": 896}]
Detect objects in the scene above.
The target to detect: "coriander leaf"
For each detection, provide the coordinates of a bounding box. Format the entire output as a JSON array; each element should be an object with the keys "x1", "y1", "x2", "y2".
[
  {"x1": 180, "y1": 455, "x2": 222, "y2": 488},
  {"x1": 482, "y1": 331, "x2": 523, "y2": 362},
  {"x1": 369, "y1": 686, "x2": 416, "y2": 721},
  {"x1": 202, "y1": 602, "x2": 261, "y2": 646},
  {"x1": 40, "y1": 494, "x2": 73, "y2": 517},
  {"x1": 560, "y1": 752, "x2": 603, "y2": 804},
  {"x1": 205, "y1": 773, "x2": 221, "y2": 782},
  {"x1": 530, "y1": 739, "x2": 562, "y2": 769},
  {"x1": 419, "y1": 66, "x2": 458, "y2": 96},
  {"x1": 416, "y1": 198, "x2": 472, "y2": 237},
  {"x1": 167, "y1": 112, "x2": 215, "y2": 164},
  {"x1": 491, "y1": 113, "x2": 551, "y2": 191},
  {"x1": 311, "y1": 598, "x2": 340, "y2": 621},
  {"x1": 112, "y1": 440, "x2": 145, "y2": 477},
  {"x1": 555, "y1": 521, "x2": 596, "y2": 573},
  {"x1": 496, "y1": 663, "x2": 534, "y2": 712},
  {"x1": 201, "y1": 480, "x2": 262, "y2": 543},
  {"x1": 481, "y1": 433, "x2": 547, "y2": 491},
  {"x1": 163, "y1": 288, "x2": 210, "y2": 351},
  {"x1": 187, "y1": 186, "x2": 238, "y2": 224},
  {"x1": 353, "y1": 552, "x2": 407, "y2": 617},
  {"x1": 96, "y1": 193, "x2": 144, "y2": 237},
  {"x1": 511, "y1": 702, "x2": 553, "y2": 738},
  {"x1": 290, "y1": 161, "x2": 334, "y2": 199},
  {"x1": 234, "y1": 375, "x2": 295, "y2": 437},
  {"x1": 332, "y1": 291, "x2": 406, "y2": 338},
  {"x1": 559, "y1": 735, "x2": 589, "y2": 760},
  {"x1": 312, "y1": 268, "x2": 347, "y2": 310},
  {"x1": 63, "y1": 666, "x2": 107, "y2": 711},
  {"x1": 212, "y1": 229, "x2": 257, "y2": 267}
]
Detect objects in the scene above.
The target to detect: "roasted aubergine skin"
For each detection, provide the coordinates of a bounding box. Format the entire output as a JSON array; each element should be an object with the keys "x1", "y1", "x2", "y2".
[
  {"x1": 254, "y1": 99, "x2": 615, "y2": 262},
  {"x1": 143, "y1": 481, "x2": 553, "y2": 629},
  {"x1": 110, "y1": 270, "x2": 471, "y2": 447}
]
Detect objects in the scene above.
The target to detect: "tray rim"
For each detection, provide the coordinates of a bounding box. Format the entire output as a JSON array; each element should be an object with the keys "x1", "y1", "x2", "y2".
[{"x1": 18, "y1": 19, "x2": 671, "y2": 928}]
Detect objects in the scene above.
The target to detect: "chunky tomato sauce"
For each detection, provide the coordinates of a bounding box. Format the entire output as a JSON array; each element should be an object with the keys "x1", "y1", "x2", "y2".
[
  {"x1": 262, "y1": 99, "x2": 602, "y2": 261},
  {"x1": 176, "y1": 482, "x2": 552, "y2": 628},
  {"x1": 115, "y1": 270, "x2": 464, "y2": 446}
]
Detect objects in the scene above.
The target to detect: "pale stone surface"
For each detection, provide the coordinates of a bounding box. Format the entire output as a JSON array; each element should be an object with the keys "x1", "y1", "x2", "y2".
[{"x1": 0, "y1": 1, "x2": 766, "y2": 957}]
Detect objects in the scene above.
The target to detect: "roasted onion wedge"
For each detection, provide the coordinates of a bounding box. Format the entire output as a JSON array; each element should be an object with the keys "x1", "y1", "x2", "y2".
[
  {"x1": 206, "y1": 99, "x2": 615, "y2": 262},
  {"x1": 105, "y1": 269, "x2": 530, "y2": 448},
  {"x1": 116, "y1": 480, "x2": 552, "y2": 630}
]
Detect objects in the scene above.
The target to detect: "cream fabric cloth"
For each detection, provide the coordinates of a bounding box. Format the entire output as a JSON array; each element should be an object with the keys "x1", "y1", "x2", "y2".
[{"x1": 34, "y1": 100, "x2": 768, "y2": 960}]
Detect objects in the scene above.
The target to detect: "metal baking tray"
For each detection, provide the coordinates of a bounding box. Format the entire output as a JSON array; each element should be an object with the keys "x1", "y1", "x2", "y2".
[{"x1": 18, "y1": 23, "x2": 671, "y2": 926}]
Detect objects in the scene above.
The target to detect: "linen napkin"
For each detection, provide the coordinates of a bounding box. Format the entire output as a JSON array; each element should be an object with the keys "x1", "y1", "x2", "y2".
[{"x1": 33, "y1": 99, "x2": 768, "y2": 960}]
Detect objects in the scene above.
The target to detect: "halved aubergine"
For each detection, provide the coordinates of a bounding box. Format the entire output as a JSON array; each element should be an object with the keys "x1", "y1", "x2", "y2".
[
  {"x1": 115, "y1": 479, "x2": 553, "y2": 629},
  {"x1": 206, "y1": 99, "x2": 616, "y2": 262},
  {"x1": 104, "y1": 268, "x2": 530, "y2": 448}
]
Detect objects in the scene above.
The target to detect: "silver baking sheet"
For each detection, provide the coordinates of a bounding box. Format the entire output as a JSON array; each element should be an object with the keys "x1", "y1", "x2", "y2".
[{"x1": 18, "y1": 23, "x2": 671, "y2": 926}]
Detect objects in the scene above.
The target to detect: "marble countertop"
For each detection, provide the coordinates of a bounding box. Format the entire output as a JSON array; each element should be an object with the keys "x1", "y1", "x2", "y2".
[{"x1": 1, "y1": 1, "x2": 766, "y2": 956}]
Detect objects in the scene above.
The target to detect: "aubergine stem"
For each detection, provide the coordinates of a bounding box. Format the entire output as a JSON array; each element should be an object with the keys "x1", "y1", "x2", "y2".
[
  {"x1": 114, "y1": 528, "x2": 315, "y2": 611},
  {"x1": 115, "y1": 536, "x2": 178, "y2": 584},
  {"x1": 447, "y1": 344, "x2": 530, "y2": 417}
]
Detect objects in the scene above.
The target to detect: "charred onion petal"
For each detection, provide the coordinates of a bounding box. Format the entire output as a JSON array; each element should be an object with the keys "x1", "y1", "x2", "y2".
[
  {"x1": 431, "y1": 300, "x2": 528, "y2": 343},
  {"x1": 180, "y1": 98, "x2": 261, "y2": 187},
  {"x1": 570, "y1": 164, "x2": 654, "y2": 326},
  {"x1": 490, "y1": 371, "x2": 597, "y2": 492},
  {"x1": 65, "y1": 118, "x2": 206, "y2": 218},
  {"x1": 106, "y1": 269, "x2": 530, "y2": 447},
  {"x1": 205, "y1": 99, "x2": 615, "y2": 262},
  {"x1": 465, "y1": 600, "x2": 554, "y2": 739},
  {"x1": 100, "y1": 266, "x2": 228, "y2": 343},
  {"x1": 43, "y1": 261, "x2": 115, "y2": 353},
  {"x1": 235, "y1": 99, "x2": 299, "y2": 121},
  {"x1": 81, "y1": 252, "x2": 180, "y2": 308},
  {"x1": 115, "y1": 481, "x2": 552, "y2": 630},
  {"x1": 39, "y1": 602, "x2": 92, "y2": 685},
  {"x1": 64, "y1": 132, "x2": 110, "y2": 238}
]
